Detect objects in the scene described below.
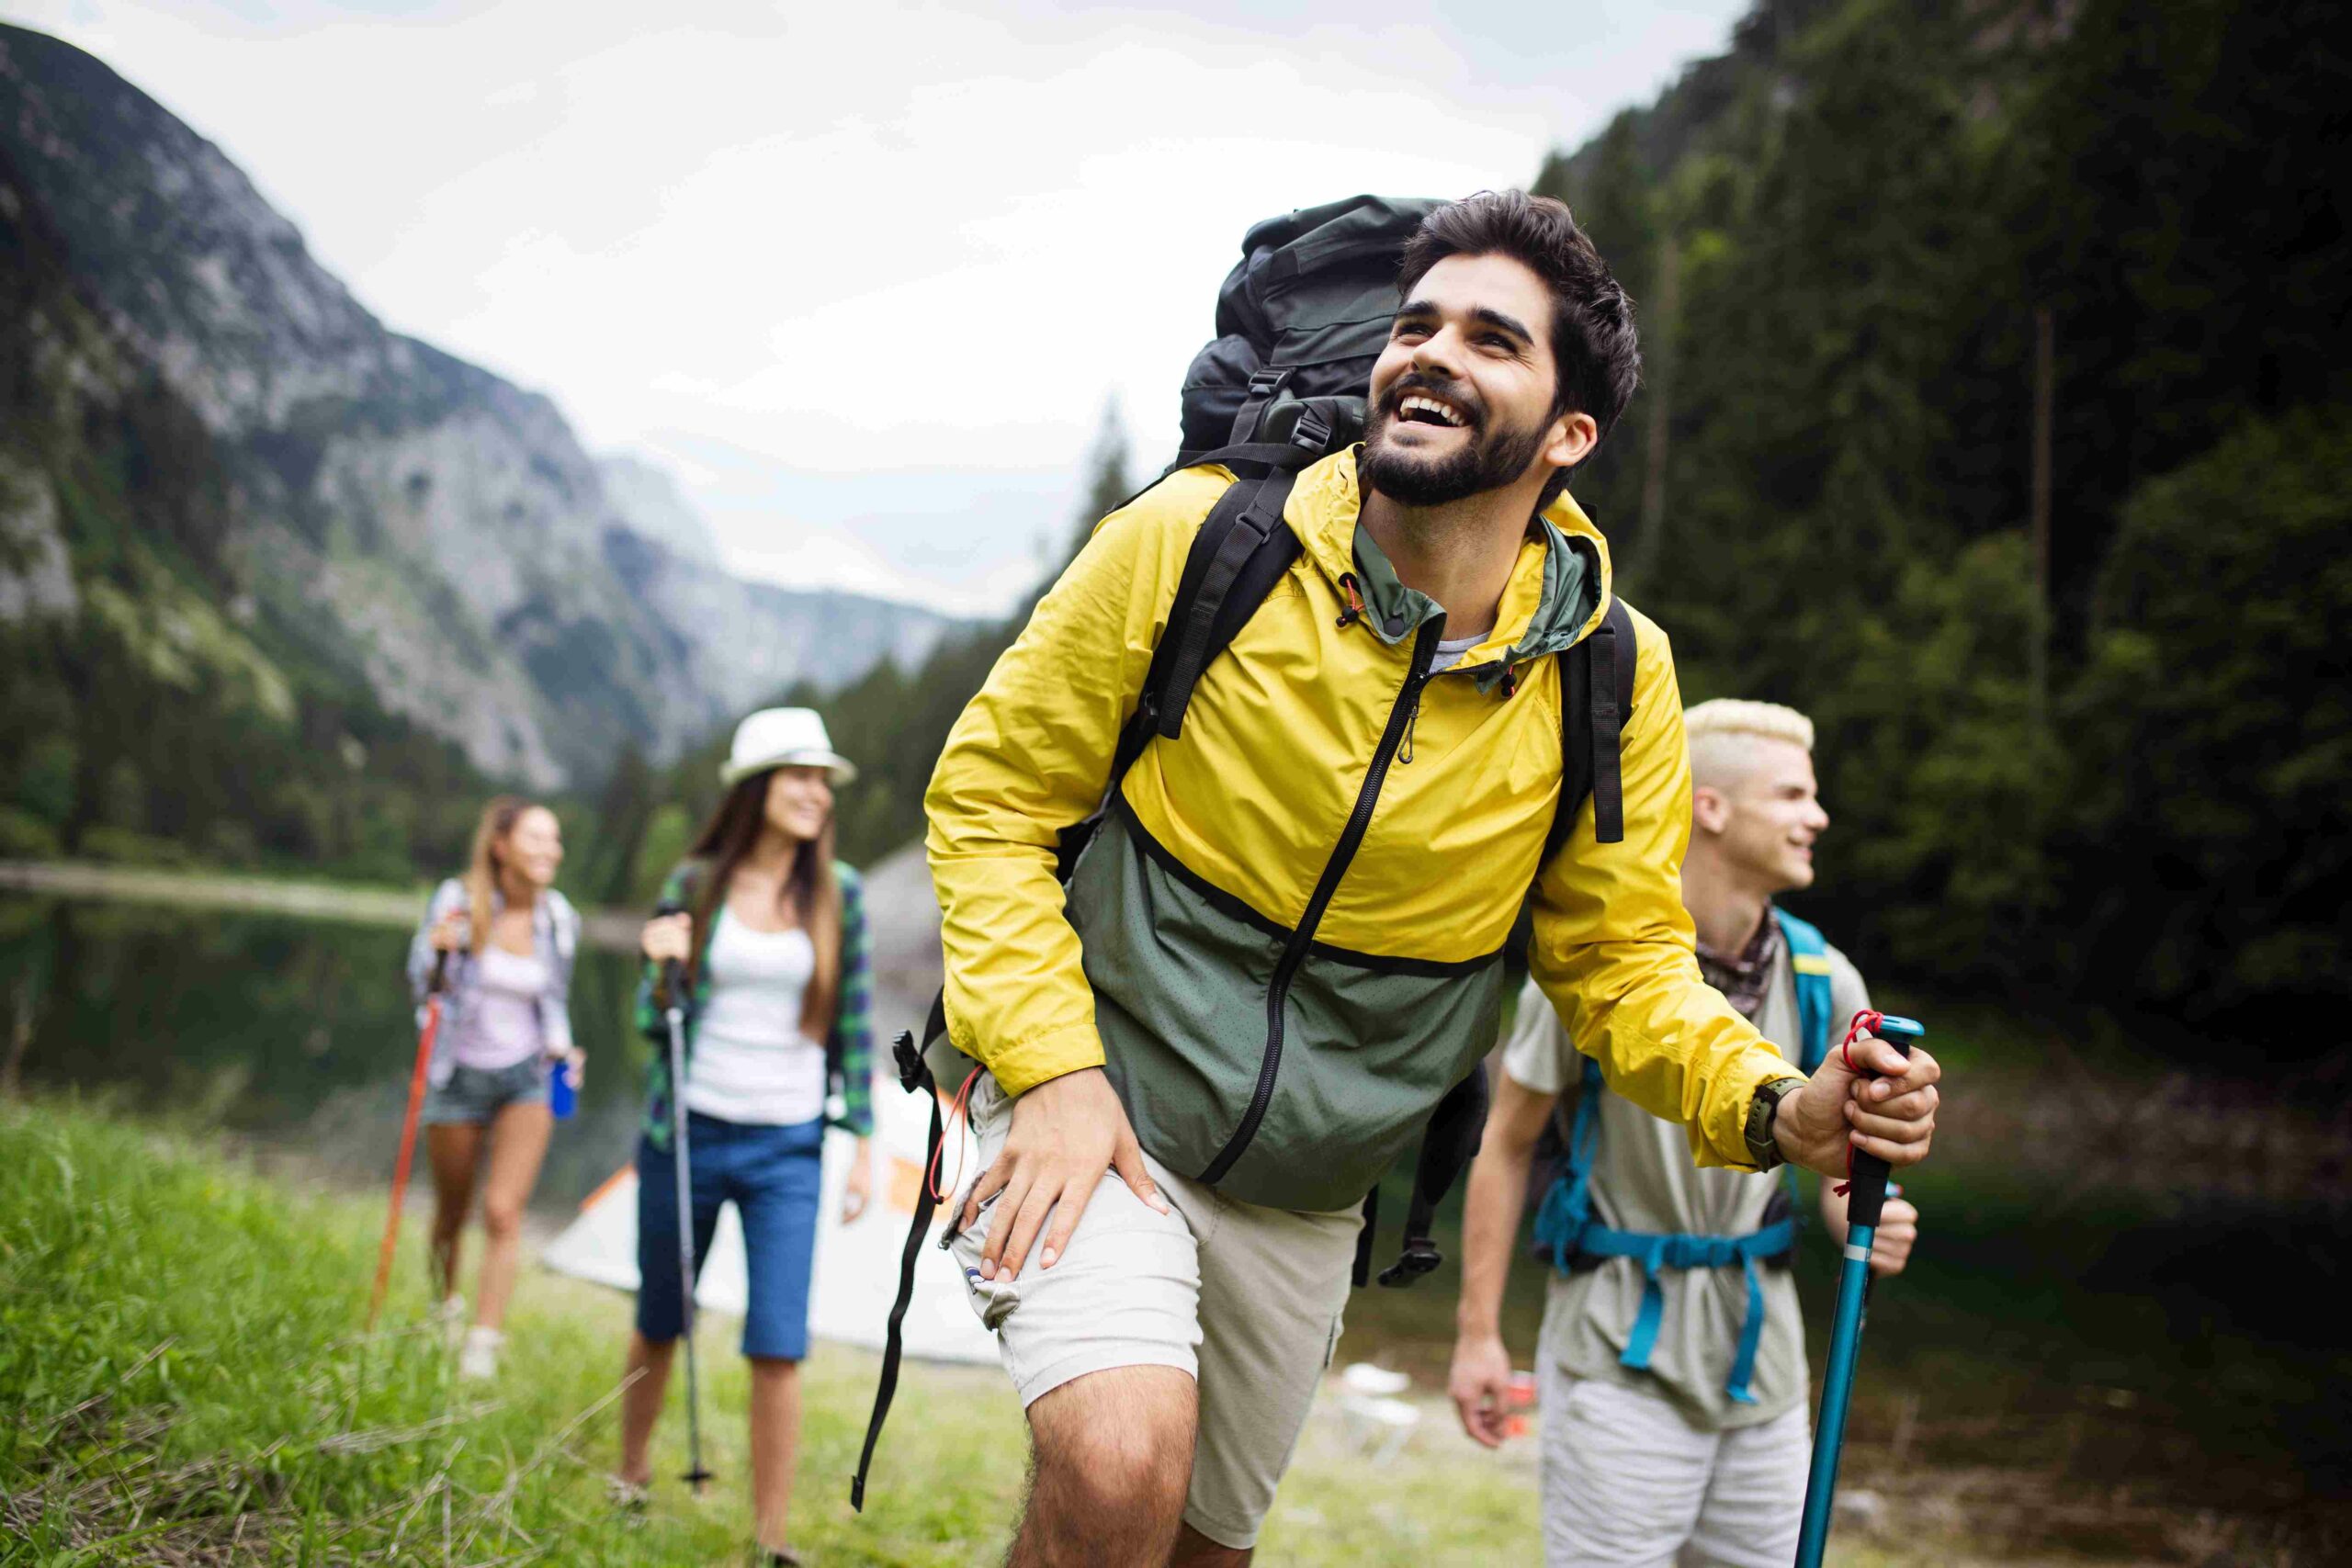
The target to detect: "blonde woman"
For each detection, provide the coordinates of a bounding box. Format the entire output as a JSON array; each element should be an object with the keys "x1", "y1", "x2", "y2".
[
  {"x1": 404, "y1": 796, "x2": 582, "y2": 1380},
  {"x1": 614, "y1": 709, "x2": 874, "y2": 1567}
]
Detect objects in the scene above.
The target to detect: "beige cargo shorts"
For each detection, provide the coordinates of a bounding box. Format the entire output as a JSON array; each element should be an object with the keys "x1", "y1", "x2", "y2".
[{"x1": 945, "y1": 1071, "x2": 1362, "y2": 1549}]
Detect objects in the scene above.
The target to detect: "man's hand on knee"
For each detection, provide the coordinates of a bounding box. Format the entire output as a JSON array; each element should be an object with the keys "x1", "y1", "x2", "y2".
[{"x1": 962, "y1": 1066, "x2": 1170, "y2": 1280}]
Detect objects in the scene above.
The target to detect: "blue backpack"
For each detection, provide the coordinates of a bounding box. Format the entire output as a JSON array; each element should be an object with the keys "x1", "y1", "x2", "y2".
[{"x1": 1529, "y1": 910, "x2": 1836, "y2": 1404}]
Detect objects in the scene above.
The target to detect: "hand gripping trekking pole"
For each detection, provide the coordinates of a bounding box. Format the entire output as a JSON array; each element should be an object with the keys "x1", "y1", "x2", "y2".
[
  {"x1": 656, "y1": 899, "x2": 715, "y2": 1494},
  {"x1": 1795, "y1": 1013, "x2": 1924, "y2": 1568},
  {"x1": 368, "y1": 949, "x2": 447, "y2": 1331}
]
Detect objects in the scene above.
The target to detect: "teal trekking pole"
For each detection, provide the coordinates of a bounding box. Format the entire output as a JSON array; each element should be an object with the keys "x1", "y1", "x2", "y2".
[{"x1": 1795, "y1": 1011, "x2": 1924, "y2": 1568}]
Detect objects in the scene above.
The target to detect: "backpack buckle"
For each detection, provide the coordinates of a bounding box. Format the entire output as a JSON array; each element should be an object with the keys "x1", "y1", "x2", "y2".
[
  {"x1": 1289, "y1": 405, "x2": 1332, "y2": 452},
  {"x1": 1245, "y1": 368, "x2": 1289, "y2": 398},
  {"x1": 1376, "y1": 1237, "x2": 1443, "y2": 1288},
  {"x1": 890, "y1": 1030, "x2": 929, "y2": 1094}
]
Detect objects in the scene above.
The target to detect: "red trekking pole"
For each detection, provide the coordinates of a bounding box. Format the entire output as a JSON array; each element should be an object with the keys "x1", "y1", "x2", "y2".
[{"x1": 368, "y1": 949, "x2": 449, "y2": 1330}]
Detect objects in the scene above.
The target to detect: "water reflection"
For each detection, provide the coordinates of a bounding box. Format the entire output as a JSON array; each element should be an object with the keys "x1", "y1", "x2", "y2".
[{"x1": 0, "y1": 895, "x2": 650, "y2": 1213}]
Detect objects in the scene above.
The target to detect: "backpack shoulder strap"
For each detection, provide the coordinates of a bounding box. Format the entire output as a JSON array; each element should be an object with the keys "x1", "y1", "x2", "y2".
[
  {"x1": 1546, "y1": 596, "x2": 1639, "y2": 859},
  {"x1": 1531, "y1": 1054, "x2": 1608, "y2": 1269},
  {"x1": 1774, "y1": 909, "x2": 1837, "y2": 1075},
  {"x1": 1102, "y1": 461, "x2": 1306, "y2": 795}
]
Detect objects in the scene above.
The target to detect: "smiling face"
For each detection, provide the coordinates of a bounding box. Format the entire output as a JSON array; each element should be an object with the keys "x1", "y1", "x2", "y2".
[
  {"x1": 500, "y1": 806, "x2": 564, "y2": 890},
  {"x1": 1693, "y1": 737, "x2": 1830, "y2": 896},
  {"x1": 762, "y1": 764, "x2": 834, "y2": 845},
  {"x1": 1360, "y1": 252, "x2": 1597, "y2": 509}
]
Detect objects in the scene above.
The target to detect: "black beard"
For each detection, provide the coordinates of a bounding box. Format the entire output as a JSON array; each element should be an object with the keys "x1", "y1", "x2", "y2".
[{"x1": 1361, "y1": 391, "x2": 1550, "y2": 508}]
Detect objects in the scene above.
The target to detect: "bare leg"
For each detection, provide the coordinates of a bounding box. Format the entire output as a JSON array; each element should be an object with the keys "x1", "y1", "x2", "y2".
[
  {"x1": 424, "y1": 1122, "x2": 483, "y2": 1304},
  {"x1": 616, "y1": 1332, "x2": 677, "y2": 1486},
  {"x1": 1008, "y1": 1365, "x2": 1195, "y2": 1568},
  {"x1": 749, "y1": 1357, "x2": 801, "y2": 1553},
  {"x1": 470, "y1": 1100, "x2": 554, "y2": 1331},
  {"x1": 1170, "y1": 1524, "x2": 1252, "y2": 1566}
]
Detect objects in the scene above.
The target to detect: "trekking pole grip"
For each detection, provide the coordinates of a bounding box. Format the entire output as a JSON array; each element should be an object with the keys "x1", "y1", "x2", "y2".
[
  {"x1": 1843, "y1": 1015, "x2": 1923, "y2": 1229},
  {"x1": 653, "y1": 897, "x2": 687, "y2": 1010}
]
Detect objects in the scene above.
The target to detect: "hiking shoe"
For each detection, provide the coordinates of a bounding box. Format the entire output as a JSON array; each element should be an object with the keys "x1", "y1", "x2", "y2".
[
  {"x1": 458, "y1": 1325, "x2": 503, "y2": 1381},
  {"x1": 606, "y1": 1475, "x2": 650, "y2": 1512}
]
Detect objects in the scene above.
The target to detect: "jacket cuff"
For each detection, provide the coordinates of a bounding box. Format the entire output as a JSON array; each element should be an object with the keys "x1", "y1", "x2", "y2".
[
  {"x1": 1707, "y1": 1049, "x2": 1811, "y2": 1171},
  {"x1": 979, "y1": 1025, "x2": 1108, "y2": 1098}
]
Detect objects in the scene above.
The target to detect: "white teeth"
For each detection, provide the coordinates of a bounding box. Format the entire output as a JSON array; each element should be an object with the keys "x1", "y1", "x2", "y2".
[{"x1": 1400, "y1": 394, "x2": 1464, "y2": 427}]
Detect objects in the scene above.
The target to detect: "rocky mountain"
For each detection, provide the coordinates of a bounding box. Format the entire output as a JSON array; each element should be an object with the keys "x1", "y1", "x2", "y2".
[
  {"x1": 594, "y1": 458, "x2": 946, "y2": 719},
  {"x1": 0, "y1": 24, "x2": 957, "y2": 793}
]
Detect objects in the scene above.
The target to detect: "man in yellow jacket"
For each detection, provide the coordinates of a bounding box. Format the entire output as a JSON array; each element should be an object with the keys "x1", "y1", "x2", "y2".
[{"x1": 924, "y1": 189, "x2": 1943, "y2": 1567}]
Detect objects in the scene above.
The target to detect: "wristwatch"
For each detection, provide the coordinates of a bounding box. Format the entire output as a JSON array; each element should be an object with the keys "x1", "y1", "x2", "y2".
[{"x1": 1744, "y1": 1075, "x2": 1809, "y2": 1171}]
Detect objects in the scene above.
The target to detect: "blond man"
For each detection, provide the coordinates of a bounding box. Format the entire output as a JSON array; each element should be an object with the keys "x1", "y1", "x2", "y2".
[{"x1": 1450, "y1": 699, "x2": 1924, "y2": 1567}]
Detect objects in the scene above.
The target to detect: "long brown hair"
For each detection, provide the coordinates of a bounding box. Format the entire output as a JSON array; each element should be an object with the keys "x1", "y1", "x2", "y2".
[
  {"x1": 684, "y1": 770, "x2": 842, "y2": 1042},
  {"x1": 463, "y1": 795, "x2": 546, "y2": 955}
]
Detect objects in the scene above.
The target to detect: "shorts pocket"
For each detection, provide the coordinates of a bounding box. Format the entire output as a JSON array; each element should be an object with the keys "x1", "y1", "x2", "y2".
[{"x1": 947, "y1": 1190, "x2": 1023, "y2": 1332}]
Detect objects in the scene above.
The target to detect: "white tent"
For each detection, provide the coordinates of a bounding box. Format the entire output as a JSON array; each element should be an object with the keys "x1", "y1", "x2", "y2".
[{"x1": 540, "y1": 1074, "x2": 998, "y2": 1366}]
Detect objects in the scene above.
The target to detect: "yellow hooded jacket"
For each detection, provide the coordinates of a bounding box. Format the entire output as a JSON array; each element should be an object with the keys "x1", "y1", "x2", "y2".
[{"x1": 924, "y1": 450, "x2": 1803, "y2": 1212}]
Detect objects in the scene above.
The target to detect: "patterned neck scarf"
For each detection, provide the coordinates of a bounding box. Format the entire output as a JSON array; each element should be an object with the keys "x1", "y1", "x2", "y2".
[{"x1": 1696, "y1": 906, "x2": 1783, "y2": 1023}]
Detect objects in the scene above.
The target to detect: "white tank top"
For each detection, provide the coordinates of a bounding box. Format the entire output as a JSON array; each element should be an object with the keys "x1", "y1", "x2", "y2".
[
  {"x1": 451, "y1": 943, "x2": 548, "y2": 1070},
  {"x1": 682, "y1": 914, "x2": 827, "y2": 1125}
]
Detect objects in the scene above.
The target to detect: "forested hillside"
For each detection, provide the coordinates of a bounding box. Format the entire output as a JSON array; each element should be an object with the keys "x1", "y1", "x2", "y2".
[
  {"x1": 715, "y1": 0, "x2": 2346, "y2": 1046},
  {"x1": 1534, "y1": 0, "x2": 2347, "y2": 1043}
]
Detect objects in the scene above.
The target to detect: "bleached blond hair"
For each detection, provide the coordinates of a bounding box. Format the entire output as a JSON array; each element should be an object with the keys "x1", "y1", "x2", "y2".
[{"x1": 1684, "y1": 698, "x2": 1815, "y2": 791}]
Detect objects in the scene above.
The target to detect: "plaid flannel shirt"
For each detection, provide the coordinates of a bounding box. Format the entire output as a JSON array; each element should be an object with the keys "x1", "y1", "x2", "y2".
[{"x1": 636, "y1": 859, "x2": 875, "y2": 1149}]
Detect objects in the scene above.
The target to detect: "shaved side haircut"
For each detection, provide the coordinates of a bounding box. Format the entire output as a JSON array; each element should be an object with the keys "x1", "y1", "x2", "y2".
[{"x1": 1684, "y1": 698, "x2": 1816, "y2": 793}]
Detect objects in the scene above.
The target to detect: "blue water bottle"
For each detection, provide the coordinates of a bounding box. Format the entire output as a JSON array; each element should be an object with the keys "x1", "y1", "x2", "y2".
[{"x1": 548, "y1": 1054, "x2": 577, "y2": 1120}]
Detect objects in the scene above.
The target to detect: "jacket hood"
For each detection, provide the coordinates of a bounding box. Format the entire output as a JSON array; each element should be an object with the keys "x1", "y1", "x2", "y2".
[{"x1": 1286, "y1": 447, "x2": 1610, "y2": 687}]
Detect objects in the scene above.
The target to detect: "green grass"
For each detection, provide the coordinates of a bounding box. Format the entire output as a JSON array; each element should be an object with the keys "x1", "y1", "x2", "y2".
[
  {"x1": 0, "y1": 1100, "x2": 1564, "y2": 1565},
  {"x1": 12, "y1": 1097, "x2": 2311, "y2": 1565}
]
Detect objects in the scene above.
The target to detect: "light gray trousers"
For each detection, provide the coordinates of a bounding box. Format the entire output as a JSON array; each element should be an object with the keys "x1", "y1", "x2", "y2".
[{"x1": 1538, "y1": 1360, "x2": 1811, "y2": 1568}]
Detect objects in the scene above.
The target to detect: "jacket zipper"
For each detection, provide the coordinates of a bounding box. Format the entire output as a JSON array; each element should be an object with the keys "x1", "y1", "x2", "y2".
[{"x1": 1197, "y1": 617, "x2": 1445, "y2": 1186}]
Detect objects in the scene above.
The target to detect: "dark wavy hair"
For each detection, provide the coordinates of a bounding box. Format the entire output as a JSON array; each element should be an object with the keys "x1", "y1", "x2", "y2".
[
  {"x1": 679, "y1": 772, "x2": 842, "y2": 1043},
  {"x1": 1397, "y1": 190, "x2": 1642, "y2": 502}
]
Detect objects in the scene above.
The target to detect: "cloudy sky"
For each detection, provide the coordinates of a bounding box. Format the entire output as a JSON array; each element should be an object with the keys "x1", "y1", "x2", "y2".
[{"x1": 9, "y1": 0, "x2": 1748, "y2": 614}]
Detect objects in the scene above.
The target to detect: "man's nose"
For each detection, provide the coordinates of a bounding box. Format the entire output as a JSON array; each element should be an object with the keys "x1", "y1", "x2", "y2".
[{"x1": 1410, "y1": 325, "x2": 1464, "y2": 380}]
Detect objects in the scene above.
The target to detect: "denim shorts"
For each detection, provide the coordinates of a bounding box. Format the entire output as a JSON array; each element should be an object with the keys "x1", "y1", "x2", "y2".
[
  {"x1": 636, "y1": 1111, "x2": 824, "y2": 1361},
  {"x1": 420, "y1": 1057, "x2": 549, "y2": 1125}
]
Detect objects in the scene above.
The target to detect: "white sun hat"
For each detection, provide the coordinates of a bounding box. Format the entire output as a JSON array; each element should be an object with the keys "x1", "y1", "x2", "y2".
[{"x1": 719, "y1": 707, "x2": 857, "y2": 787}]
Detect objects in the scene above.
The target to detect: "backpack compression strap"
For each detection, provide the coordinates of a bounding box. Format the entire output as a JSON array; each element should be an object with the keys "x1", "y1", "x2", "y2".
[
  {"x1": 1546, "y1": 596, "x2": 1638, "y2": 857},
  {"x1": 1375, "y1": 1060, "x2": 1491, "y2": 1287},
  {"x1": 850, "y1": 1026, "x2": 941, "y2": 1512}
]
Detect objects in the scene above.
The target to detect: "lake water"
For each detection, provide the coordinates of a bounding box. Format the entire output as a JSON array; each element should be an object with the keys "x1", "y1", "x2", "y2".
[
  {"x1": 5, "y1": 890, "x2": 2346, "y2": 1561},
  {"x1": 0, "y1": 894, "x2": 654, "y2": 1215}
]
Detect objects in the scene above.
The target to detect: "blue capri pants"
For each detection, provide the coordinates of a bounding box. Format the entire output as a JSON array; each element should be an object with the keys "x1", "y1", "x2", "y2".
[{"x1": 636, "y1": 1111, "x2": 824, "y2": 1361}]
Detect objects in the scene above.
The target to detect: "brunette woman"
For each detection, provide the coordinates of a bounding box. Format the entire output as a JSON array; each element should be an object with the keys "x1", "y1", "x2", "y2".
[
  {"x1": 614, "y1": 708, "x2": 874, "y2": 1565},
  {"x1": 404, "y1": 795, "x2": 582, "y2": 1381}
]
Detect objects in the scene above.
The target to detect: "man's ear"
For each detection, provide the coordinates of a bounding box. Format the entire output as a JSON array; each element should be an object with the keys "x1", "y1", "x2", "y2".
[
  {"x1": 1543, "y1": 409, "x2": 1599, "y2": 472},
  {"x1": 1691, "y1": 784, "x2": 1729, "y2": 838}
]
